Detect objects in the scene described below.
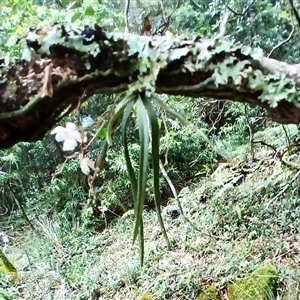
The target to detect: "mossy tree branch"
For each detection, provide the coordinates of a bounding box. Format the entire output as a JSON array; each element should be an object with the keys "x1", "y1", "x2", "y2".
[{"x1": 0, "y1": 24, "x2": 300, "y2": 149}]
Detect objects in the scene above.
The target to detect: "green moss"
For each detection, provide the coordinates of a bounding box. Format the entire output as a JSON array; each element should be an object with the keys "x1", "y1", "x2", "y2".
[
  {"x1": 228, "y1": 265, "x2": 278, "y2": 300},
  {"x1": 197, "y1": 265, "x2": 278, "y2": 300},
  {"x1": 196, "y1": 285, "x2": 220, "y2": 300},
  {"x1": 0, "y1": 249, "x2": 17, "y2": 280}
]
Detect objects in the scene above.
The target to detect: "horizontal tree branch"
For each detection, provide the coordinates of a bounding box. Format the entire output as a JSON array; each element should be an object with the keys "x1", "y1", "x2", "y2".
[{"x1": 0, "y1": 24, "x2": 300, "y2": 149}]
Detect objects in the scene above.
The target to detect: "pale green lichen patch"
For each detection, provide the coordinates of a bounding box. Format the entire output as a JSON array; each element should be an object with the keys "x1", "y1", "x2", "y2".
[
  {"x1": 249, "y1": 71, "x2": 299, "y2": 107},
  {"x1": 196, "y1": 265, "x2": 278, "y2": 300},
  {"x1": 20, "y1": 25, "x2": 300, "y2": 110},
  {"x1": 211, "y1": 57, "x2": 250, "y2": 87},
  {"x1": 259, "y1": 75, "x2": 298, "y2": 108},
  {"x1": 214, "y1": 39, "x2": 237, "y2": 54},
  {"x1": 39, "y1": 26, "x2": 66, "y2": 54},
  {"x1": 23, "y1": 25, "x2": 103, "y2": 61},
  {"x1": 128, "y1": 36, "x2": 176, "y2": 92},
  {"x1": 241, "y1": 45, "x2": 264, "y2": 59}
]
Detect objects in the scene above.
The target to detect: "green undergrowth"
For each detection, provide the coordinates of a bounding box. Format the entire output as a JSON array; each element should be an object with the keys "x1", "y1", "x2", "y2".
[
  {"x1": 0, "y1": 251, "x2": 18, "y2": 300},
  {"x1": 3, "y1": 147, "x2": 300, "y2": 299},
  {"x1": 197, "y1": 265, "x2": 278, "y2": 300}
]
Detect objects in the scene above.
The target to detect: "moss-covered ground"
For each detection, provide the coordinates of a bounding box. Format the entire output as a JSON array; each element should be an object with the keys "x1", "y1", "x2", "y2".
[{"x1": 197, "y1": 265, "x2": 278, "y2": 300}]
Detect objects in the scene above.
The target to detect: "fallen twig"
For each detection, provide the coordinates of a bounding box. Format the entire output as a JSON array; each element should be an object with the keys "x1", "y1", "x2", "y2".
[{"x1": 266, "y1": 168, "x2": 300, "y2": 208}]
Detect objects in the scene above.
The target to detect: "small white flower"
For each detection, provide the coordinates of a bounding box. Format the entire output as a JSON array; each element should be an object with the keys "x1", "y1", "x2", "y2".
[
  {"x1": 99, "y1": 206, "x2": 108, "y2": 213},
  {"x1": 80, "y1": 157, "x2": 95, "y2": 175},
  {"x1": 51, "y1": 122, "x2": 82, "y2": 151}
]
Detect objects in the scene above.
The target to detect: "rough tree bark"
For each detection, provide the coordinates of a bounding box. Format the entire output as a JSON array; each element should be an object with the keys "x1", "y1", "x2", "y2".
[{"x1": 0, "y1": 24, "x2": 300, "y2": 149}]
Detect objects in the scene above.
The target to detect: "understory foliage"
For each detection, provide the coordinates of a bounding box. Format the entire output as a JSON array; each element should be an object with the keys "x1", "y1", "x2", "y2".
[
  {"x1": 1, "y1": 0, "x2": 300, "y2": 299},
  {"x1": 2, "y1": 129, "x2": 300, "y2": 299}
]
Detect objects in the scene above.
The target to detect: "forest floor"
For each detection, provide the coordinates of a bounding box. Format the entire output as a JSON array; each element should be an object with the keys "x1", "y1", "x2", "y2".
[{"x1": 1, "y1": 151, "x2": 300, "y2": 299}]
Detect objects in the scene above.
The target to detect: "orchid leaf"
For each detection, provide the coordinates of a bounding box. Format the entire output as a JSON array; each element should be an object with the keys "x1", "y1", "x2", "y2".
[
  {"x1": 107, "y1": 94, "x2": 135, "y2": 145},
  {"x1": 122, "y1": 100, "x2": 137, "y2": 200},
  {"x1": 133, "y1": 95, "x2": 149, "y2": 265},
  {"x1": 143, "y1": 94, "x2": 171, "y2": 250}
]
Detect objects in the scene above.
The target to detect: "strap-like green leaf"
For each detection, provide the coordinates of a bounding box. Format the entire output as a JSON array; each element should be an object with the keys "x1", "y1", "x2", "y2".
[
  {"x1": 134, "y1": 95, "x2": 150, "y2": 266},
  {"x1": 153, "y1": 95, "x2": 189, "y2": 125},
  {"x1": 143, "y1": 94, "x2": 171, "y2": 250},
  {"x1": 95, "y1": 139, "x2": 109, "y2": 172},
  {"x1": 121, "y1": 94, "x2": 148, "y2": 265},
  {"x1": 107, "y1": 94, "x2": 135, "y2": 145},
  {"x1": 138, "y1": 220, "x2": 144, "y2": 267},
  {"x1": 153, "y1": 95, "x2": 208, "y2": 142},
  {"x1": 122, "y1": 100, "x2": 137, "y2": 201}
]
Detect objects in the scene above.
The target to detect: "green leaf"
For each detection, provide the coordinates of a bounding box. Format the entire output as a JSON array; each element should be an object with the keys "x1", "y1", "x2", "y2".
[
  {"x1": 71, "y1": 12, "x2": 82, "y2": 23},
  {"x1": 157, "y1": 118, "x2": 162, "y2": 129},
  {"x1": 143, "y1": 94, "x2": 170, "y2": 250},
  {"x1": 97, "y1": 128, "x2": 107, "y2": 139},
  {"x1": 153, "y1": 95, "x2": 208, "y2": 142},
  {"x1": 133, "y1": 95, "x2": 150, "y2": 266},
  {"x1": 107, "y1": 94, "x2": 135, "y2": 145},
  {"x1": 153, "y1": 95, "x2": 190, "y2": 126},
  {"x1": 95, "y1": 140, "x2": 109, "y2": 173},
  {"x1": 85, "y1": 6, "x2": 95, "y2": 16},
  {"x1": 122, "y1": 97, "x2": 148, "y2": 266},
  {"x1": 122, "y1": 100, "x2": 137, "y2": 200},
  {"x1": 138, "y1": 221, "x2": 144, "y2": 268},
  {"x1": 62, "y1": 0, "x2": 83, "y2": 9}
]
